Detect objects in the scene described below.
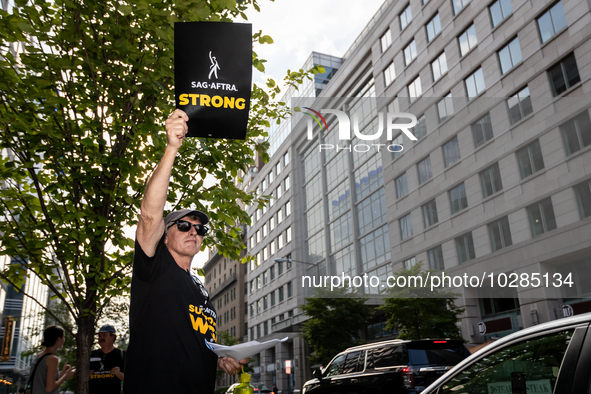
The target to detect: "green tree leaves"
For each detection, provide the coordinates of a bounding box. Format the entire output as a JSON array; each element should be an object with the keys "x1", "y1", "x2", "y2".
[
  {"x1": 380, "y1": 263, "x2": 464, "y2": 340},
  {"x1": 0, "y1": 0, "x2": 316, "y2": 392},
  {"x1": 301, "y1": 288, "x2": 370, "y2": 366}
]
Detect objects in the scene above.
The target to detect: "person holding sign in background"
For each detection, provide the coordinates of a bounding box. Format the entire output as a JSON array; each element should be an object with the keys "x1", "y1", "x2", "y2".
[{"x1": 124, "y1": 109, "x2": 248, "y2": 394}]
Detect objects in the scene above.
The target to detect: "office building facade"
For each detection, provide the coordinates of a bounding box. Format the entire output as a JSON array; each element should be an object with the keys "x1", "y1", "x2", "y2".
[{"x1": 244, "y1": 0, "x2": 591, "y2": 389}]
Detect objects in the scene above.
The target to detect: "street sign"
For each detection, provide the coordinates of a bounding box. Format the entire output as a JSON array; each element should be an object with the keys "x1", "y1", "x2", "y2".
[{"x1": 1, "y1": 318, "x2": 15, "y2": 362}]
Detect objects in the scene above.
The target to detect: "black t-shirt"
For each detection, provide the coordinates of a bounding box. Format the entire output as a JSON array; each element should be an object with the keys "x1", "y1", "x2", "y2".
[
  {"x1": 89, "y1": 348, "x2": 125, "y2": 394},
  {"x1": 123, "y1": 236, "x2": 218, "y2": 394}
]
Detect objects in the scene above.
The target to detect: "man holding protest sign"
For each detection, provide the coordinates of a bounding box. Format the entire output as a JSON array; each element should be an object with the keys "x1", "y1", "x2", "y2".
[{"x1": 124, "y1": 109, "x2": 248, "y2": 393}]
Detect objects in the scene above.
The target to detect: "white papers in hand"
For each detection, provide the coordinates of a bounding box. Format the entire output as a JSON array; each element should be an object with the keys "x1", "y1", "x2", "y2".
[{"x1": 206, "y1": 337, "x2": 289, "y2": 360}]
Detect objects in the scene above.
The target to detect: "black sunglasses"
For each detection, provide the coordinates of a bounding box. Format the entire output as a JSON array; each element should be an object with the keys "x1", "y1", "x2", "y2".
[{"x1": 174, "y1": 220, "x2": 209, "y2": 236}]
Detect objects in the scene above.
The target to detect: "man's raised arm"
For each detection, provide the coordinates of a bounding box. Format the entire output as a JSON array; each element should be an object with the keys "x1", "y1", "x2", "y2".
[{"x1": 137, "y1": 109, "x2": 189, "y2": 257}]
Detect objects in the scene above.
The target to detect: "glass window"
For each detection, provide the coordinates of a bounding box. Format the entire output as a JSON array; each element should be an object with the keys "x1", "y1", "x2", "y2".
[
  {"x1": 271, "y1": 291, "x2": 275, "y2": 306},
  {"x1": 400, "y1": 4, "x2": 412, "y2": 30},
  {"x1": 458, "y1": 24, "x2": 477, "y2": 56},
  {"x1": 422, "y1": 199, "x2": 438, "y2": 228},
  {"x1": 417, "y1": 156, "x2": 433, "y2": 185},
  {"x1": 548, "y1": 53, "x2": 580, "y2": 96},
  {"x1": 391, "y1": 134, "x2": 404, "y2": 160},
  {"x1": 276, "y1": 161, "x2": 281, "y2": 175},
  {"x1": 372, "y1": 346, "x2": 405, "y2": 368},
  {"x1": 426, "y1": 13, "x2": 442, "y2": 42},
  {"x1": 472, "y1": 113, "x2": 493, "y2": 148},
  {"x1": 432, "y1": 52, "x2": 448, "y2": 82},
  {"x1": 408, "y1": 76, "x2": 422, "y2": 101},
  {"x1": 440, "y1": 330, "x2": 574, "y2": 394},
  {"x1": 404, "y1": 39, "x2": 417, "y2": 66},
  {"x1": 270, "y1": 216, "x2": 275, "y2": 231},
  {"x1": 325, "y1": 354, "x2": 346, "y2": 377},
  {"x1": 286, "y1": 227, "x2": 292, "y2": 243},
  {"x1": 278, "y1": 286, "x2": 284, "y2": 302},
  {"x1": 277, "y1": 185, "x2": 282, "y2": 199},
  {"x1": 380, "y1": 29, "x2": 392, "y2": 52},
  {"x1": 414, "y1": 114, "x2": 427, "y2": 140},
  {"x1": 517, "y1": 140, "x2": 545, "y2": 178},
  {"x1": 450, "y1": 183, "x2": 468, "y2": 214},
  {"x1": 360, "y1": 226, "x2": 391, "y2": 271},
  {"x1": 400, "y1": 214, "x2": 413, "y2": 240},
  {"x1": 465, "y1": 67, "x2": 485, "y2": 98},
  {"x1": 428, "y1": 245, "x2": 444, "y2": 270},
  {"x1": 498, "y1": 37, "x2": 522, "y2": 74},
  {"x1": 284, "y1": 151, "x2": 290, "y2": 165},
  {"x1": 270, "y1": 266, "x2": 275, "y2": 280},
  {"x1": 489, "y1": 216, "x2": 513, "y2": 252},
  {"x1": 443, "y1": 136, "x2": 461, "y2": 167},
  {"x1": 455, "y1": 232, "x2": 476, "y2": 263},
  {"x1": 404, "y1": 257, "x2": 417, "y2": 269},
  {"x1": 490, "y1": 0, "x2": 512, "y2": 27},
  {"x1": 256, "y1": 230, "x2": 261, "y2": 243},
  {"x1": 357, "y1": 189, "x2": 386, "y2": 235},
  {"x1": 262, "y1": 223, "x2": 268, "y2": 237},
  {"x1": 278, "y1": 208, "x2": 283, "y2": 223},
  {"x1": 287, "y1": 281, "x2": 292, "y2": 297},
  {"x1": 270, "y1": 240, "x2": 275, "y2": 255},
  {"x1": 384, "y1": 62, "x2": 396, "y2": 86},
  {"x1": 574, "y1": 180, "x2": 591, "y2": 219},
  {"x1": 560, "y1": 111, "x2": 591, "y2": 155},
  {"x1": 396, "y1": 173, "x2": 408, "y2": 199},
  {"x1": 453, "y1": 0, "x2": 470, "y2": 15},
  {"x1": 528, "y1": 198, "x2": 557, "y2": 237},
  {"x1": 438, "y1": 93, "x2": 454, "y2": 122},
  {"x1": 508, "y1": 86, "x2": 533, "y2": 124},
  {"x1": 278, "y1": 233, "x2": 284, "y2": 249},
  {"x1": 480, "y1": 163, "x2": 503, "y2": 198},
  {"x1": 284, "y1": 175, "x2": 290, "y2": 190},
  {"x1": 286, "y1": 200, "x2": 291, "y2": 216},
  {"x1": 537, "y1": 1, "x2": 567, "y2": 43}
]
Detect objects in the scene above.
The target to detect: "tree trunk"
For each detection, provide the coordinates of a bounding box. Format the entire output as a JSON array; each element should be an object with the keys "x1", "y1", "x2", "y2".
[{"x1": 75, "y1": 315, "x2": 95, "y2": 394}]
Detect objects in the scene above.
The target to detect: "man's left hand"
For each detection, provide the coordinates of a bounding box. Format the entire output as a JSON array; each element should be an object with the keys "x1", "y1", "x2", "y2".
[{"x1": 217, "y1": 357, "x2": 249, "y2": 375}]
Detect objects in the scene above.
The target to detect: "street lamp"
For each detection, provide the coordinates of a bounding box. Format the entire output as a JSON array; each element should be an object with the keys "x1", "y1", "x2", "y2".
[{"x1": 274, "y1": 257, "x2": 320, "y2": 278}]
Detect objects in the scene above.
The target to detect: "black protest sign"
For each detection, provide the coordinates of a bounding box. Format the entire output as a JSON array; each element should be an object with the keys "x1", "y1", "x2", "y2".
[{"x1": 175, "y1": 22, "x2": 252, "y2": 140}]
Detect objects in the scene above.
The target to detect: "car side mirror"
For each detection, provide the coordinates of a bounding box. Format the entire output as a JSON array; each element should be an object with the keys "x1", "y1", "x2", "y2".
[{"x1": 313, "y1": 369, "x2": 323, "y2": 380}]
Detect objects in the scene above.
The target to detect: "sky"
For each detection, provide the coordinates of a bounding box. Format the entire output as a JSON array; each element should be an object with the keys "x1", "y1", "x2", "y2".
[
  {"x1": 194, "y1": 0, "x2": 387, "y2": 270},
  {"x1": 244, "y1": 0, "x2": 386, "y2": 91}
]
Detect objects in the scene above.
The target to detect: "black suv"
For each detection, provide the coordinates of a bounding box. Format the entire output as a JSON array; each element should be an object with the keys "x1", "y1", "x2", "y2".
[{"x1": 302, "y1": 339, "x2": 470, "y2": 394}]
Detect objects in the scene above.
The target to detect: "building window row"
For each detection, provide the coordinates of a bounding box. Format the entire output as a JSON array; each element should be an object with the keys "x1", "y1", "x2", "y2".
[
  {"x1": 249, "y1": 201, "x2": 292, "y2": 249},
  {"x1": 392, "y1": 1, "x2": 569, "y2": 97},
  {"x1": 415, "y1": 187, "x2": 589, "y2": 268},
  {"x1": 249, "y1": 281, "x2": 294, "y2": 318}
]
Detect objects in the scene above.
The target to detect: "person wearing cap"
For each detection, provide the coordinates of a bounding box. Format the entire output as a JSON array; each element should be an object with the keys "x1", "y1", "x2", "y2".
[
  {"x1": 89, "y1": 325, "x2": 125, "y2": 394},
  {"x1": 123, "y1": 109, "x2": 247, "y2": 394}
]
